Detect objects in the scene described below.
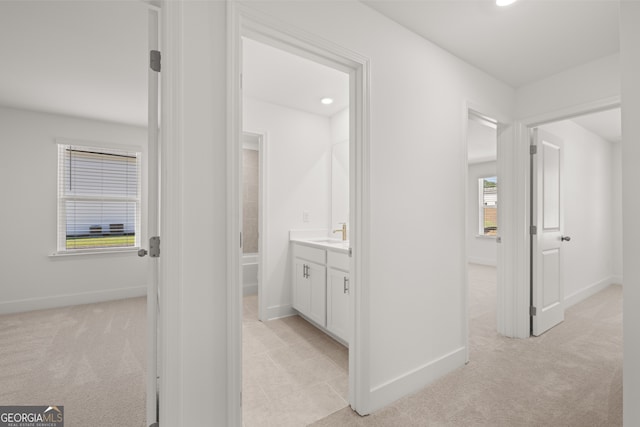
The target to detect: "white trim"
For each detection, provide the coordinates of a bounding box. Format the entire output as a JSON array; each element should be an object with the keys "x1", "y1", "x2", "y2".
[
  {"x1": 612, "y1": 276, "x2": 623, "y2": 285},
  {"x1": 158, "y1": 1, "x2": 183, "y2": 425},
  {"x1": 228, "y1": 2, "x2": 372, "y2": 421},
  {"x1": 369, "y1": 347, "x2": 466, "y2": 413},
  {"x1": 54, "y1": 137, "x2": 143, "y2": 152},
  {"x1": 564, "y1": 277, "x2": 618, "y2": 309},
  {"x1": 266, "y1": 304, "x2": 296, "y2": 319},
  {"x1": 227, "y1": 4, "x2": 243, "y2": 426},
  {"x1": 497, "y1": 122, "x2": 530, "y2": 338},
  {"x1": 0, "y1": 286, "x2": 146, "y2": 315},
  {"x1": 467, "y1": 257, "x2": 497, "y2": 267},
  {"x1": 146, "y1": 5, "x2": 160, "y2": 426},
  {"x1": 462, "y1": 102, "x2": 471, "y2": 364},
  {"x1": 50, "y1": 248, "x2": 140, "y2": 257},
  {"x1": 504, "y1": 96, "x2": 622, "y2": 339},
  {"x1": 474, "y1": 234, "x2": 497, "y2": 240}
]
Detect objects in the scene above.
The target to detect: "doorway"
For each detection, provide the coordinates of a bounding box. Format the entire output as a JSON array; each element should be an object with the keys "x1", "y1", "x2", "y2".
[
  {"x1": 240, "y1": 36, "x2": 351, "y2": 425},
  {"x1": 528, "y1": 107, "x2": 623, "y2": 336},
  {"x1": 0, "y1": 2, "x2": 158, "y2": 426},
  {"x1": 466, "y1": 110, "x2": 500, "y2": 354},
  {"x1": 228, "y1": 3, "x2": 372, "y2": 424}
]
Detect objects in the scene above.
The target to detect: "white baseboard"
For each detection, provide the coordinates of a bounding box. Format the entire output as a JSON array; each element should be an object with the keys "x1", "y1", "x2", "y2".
[
  {"x1": 0, "y1": 286, "x2": 147, "y2": 315},
  {"x1": 612, "y1": 276, "x2": 623, "y2": 285},
  {"x1": 564, "y1": 276, "x2": 618, "y2": 309},
  {"x1": 266, "y1": 304, "x2": 295, "y2": 320},
  {"x1": 369, "y1": 346, "x2": 466, "y2": 413},
  {"x1": 467, "y1": 257, "x2": 497, "y2": 266},
  {"x1": 243, "y1": 284, "x2": 258, "y2": 296}
]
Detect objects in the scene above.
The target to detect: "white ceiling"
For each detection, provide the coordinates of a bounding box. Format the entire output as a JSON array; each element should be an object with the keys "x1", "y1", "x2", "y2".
[
  {"x1": 0, "y1": 1, "x2": 148, "y2": 127},
  {"x1": 0, "y1": 0, "x2": 621, "y2": 133},
  {"x1": 242, "y1": 38, "x2": 349, "y2": 117},
  {"x1": 571, "y1": 108, "x2": 621, "y2": 143},
  {"x1": 363, "y1": 0, "x2": 620, "y2": 88}
]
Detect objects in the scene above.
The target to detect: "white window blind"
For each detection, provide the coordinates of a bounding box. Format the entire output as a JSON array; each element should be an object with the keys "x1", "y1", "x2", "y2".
[{"x1": 57, "y1": 144, "x2": 141, "y2": 252}]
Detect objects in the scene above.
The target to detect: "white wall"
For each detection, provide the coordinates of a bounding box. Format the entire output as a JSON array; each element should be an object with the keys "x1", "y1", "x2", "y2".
[
  {"x1": 0, "y1": 106, "x2": 147, "y2": 314},
  {"x1": 172, "y1": 2, "x2": 228, "y2": 424},
  {"x1": 621, "y1": 3, "x2": 640, "y2": 424},
  {"x1": 243, "y1": 97, "x2": 332, "y2": 319},
  {"x1": 539, "y1": 120, "x2": 619, "y2": 307},
  {"x1": 515, "y1": 54, "x2": 620, "y2": 120},
  {"x1": 244, "y1": 0, "x2": 515, "y2": 412},
  {"x1": 331, "y1": 107, "x2": 349, "y2": 143},
  {"x1": 467, "y1": 161, "x2": 497, "y2": 266},
  {"x1": 330, "y1": 107, "x2": 349, "y2": 230}
]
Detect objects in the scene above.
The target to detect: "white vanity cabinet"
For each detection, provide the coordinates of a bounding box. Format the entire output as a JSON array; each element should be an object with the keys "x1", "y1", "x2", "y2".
[
  {"x1": 291, "y1": 241, "x2": 350, "y2": 344},
  {"x1": 292, "y1": 245, "x2": 327, "y2": 327},
  {"x1": 327, "y1": 269, "x2": 349, "y2": 341}
]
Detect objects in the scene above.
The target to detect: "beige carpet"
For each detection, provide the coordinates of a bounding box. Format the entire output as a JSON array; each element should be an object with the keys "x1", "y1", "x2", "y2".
[
  {"x1": 0, "y1": 297, "x2": 146, "y2": 427},
  {"x1": 312, "y1": 264, "x2": 623, "y2": 426}
]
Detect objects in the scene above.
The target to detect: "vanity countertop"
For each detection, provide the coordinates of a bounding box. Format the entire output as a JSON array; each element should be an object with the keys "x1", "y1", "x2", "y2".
[{"x1": 290, "y1": 237, "x2": 349, "y2": 254}]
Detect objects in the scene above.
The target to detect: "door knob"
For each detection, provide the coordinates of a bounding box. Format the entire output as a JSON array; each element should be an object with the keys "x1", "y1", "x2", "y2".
[
  {"x1": 561, "y1": 236, "x2": 571, "y2": 242},
  {"x1": 138, "y1": 248, "x2": 148, "y2": 257}
]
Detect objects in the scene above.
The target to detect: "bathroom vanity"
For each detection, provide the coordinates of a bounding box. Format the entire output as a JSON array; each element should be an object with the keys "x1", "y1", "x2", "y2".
[{"x1": 290, "y1": 238, "x2": 350, "y2": 344}]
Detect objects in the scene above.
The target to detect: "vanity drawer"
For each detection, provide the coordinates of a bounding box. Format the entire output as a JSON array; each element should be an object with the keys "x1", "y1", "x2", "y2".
[
  {"x1": 327, "y1": 250, "x2": 349, "y2": 271},
  {"x1": 295, "y1": 244, "x2": 326, "y2": 265}
]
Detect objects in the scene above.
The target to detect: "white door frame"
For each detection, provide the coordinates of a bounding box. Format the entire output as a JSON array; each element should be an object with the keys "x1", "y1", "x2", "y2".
[
  {"x1": 500, "y1": 96, "x2": 621, "y2": 339},
  {"x1": 145, "y1": 3, "x2": 160, "y2": 426},
  {"x1": 227, "y1": 2, "x2": 372, "y2": 424},
  {"x1": 157, "y1": 1, "x2": 184, "y2": 425}
]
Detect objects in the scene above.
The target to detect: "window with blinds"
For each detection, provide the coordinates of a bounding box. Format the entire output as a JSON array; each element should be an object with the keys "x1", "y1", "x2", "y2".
[
  {"x1": 479, "y1": 176, "x2": 498, "y2": 236},
  {"x1": 57, "y1": 143, "x2": 141, "y2": 252}
]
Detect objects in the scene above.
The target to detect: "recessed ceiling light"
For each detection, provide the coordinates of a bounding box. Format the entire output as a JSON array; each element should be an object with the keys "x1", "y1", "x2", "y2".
[
  {"x1": 496, "y1": 0, "x2": 517, "y2": 6},
  {"x1": 320, "y1": 97, "x2": 334, "y2": 105}
]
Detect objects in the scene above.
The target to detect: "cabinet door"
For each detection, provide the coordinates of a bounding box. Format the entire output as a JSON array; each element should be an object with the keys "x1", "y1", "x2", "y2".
[
  {"x1": 293, "y1": 259, "x2": 310, "y2": 316},
  {"x1": 327, "y1": 268, "x2": 349, "y2": 343},
  {"x1": 307, "y1": 261, "x2": 327, "y2": 327}
]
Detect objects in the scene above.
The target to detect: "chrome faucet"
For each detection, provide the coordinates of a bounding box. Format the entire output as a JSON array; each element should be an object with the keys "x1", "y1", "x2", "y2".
[{"x1": 333, "y1": 223, "x2": 347, "y2": 241}]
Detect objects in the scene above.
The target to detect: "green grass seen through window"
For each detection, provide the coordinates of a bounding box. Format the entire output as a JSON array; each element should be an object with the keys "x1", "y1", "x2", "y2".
[{"x1": 66, "y1": 235, "x2": 135, "y2": 250}]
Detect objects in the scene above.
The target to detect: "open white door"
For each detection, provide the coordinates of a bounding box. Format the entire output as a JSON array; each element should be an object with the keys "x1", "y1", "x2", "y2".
[
  {"x1": 142, "y1": 6, "x2": 160, "y2": 427},
  {"x1": 531, "y1": 128, "x2": 567, "y2": 336}
]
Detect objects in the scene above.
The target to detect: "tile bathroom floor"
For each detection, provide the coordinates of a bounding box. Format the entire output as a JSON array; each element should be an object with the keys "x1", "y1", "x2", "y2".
[{"x1": 242, "y1": 294, "x2": 349, "y2": 427}]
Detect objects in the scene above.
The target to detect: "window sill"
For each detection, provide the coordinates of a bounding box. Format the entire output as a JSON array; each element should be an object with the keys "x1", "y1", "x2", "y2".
[
  {"x1": 475, "y1": 235, "x2": 497, "y2": 240},
  {"x1": 49, "y1": 247, "x2": 140, "y2": 257}
]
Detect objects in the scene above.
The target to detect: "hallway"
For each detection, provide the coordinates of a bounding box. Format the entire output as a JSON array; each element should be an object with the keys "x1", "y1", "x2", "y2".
[{"x1": 313, "y1": 264, "x2": 622, "y2": 426}]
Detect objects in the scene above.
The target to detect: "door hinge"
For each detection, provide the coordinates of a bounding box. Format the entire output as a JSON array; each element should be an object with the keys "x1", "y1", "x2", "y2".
[
  {"x1": 348, "y1": 247, "x2": 353, "y2": 257},
  {"x1": 149, "y1": 236, "x2": 160, "y2": 258},
  {"x1": 150, "y1": 50, "x2": 161, "y2": 72},
  {"x1": 530, "y1": 306, "x2": 537, "y2": 316},
  {"x1": 530, "y1": 145, "x2": 537, "y2": 155},
  {"x1": 530, "y1": 225, "x2": 537, "y2": 235}
]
